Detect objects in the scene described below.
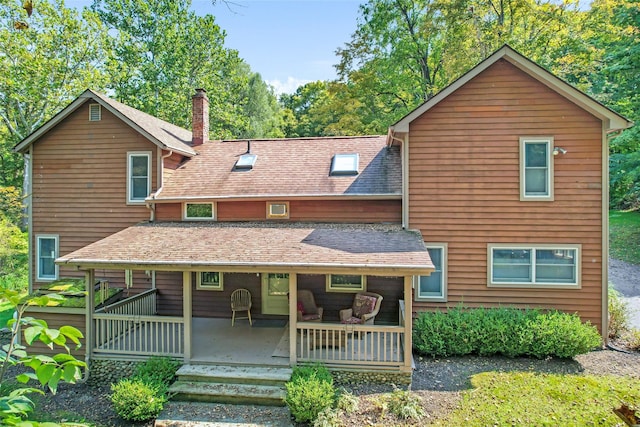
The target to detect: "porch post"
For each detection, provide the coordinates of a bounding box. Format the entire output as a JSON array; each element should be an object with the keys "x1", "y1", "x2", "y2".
[
  {"x1": 289, "y1": 273, "x2": 297, "y2": 365},
  {"x1": 403, "y1": 275, "x2": 413, "y2": 372},
  {"x1": 84, "y1": 269, "x2": 94, "y2": 368},
  {"x1": 182, "y1": 271, "x2": 192, "y2": 363}
]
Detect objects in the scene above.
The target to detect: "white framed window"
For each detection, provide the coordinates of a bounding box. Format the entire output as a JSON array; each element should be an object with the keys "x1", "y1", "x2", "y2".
[
  {"x1": 267, "y1": 202, "x2": 289, "y2": 219},
  {"x1": 36, "y1": 235, "x2": 58, "y2": 281},
  {"x1": 89, "y1": 103, "x2": 101, "y2": 121},
  {"x1": 488, "y1": 244, "x2": 580, "y2": 288},
  {"x1": 196, "y1": 272, "x2": 223, "y2": 290},
  {"x1": 183, "y1": 202, "x2": 215, "y2": 220},
  {"x1": 415, "y1": 244, "x2": 447, "y2": 301},
  {"x1": 127, "y1": 152, "x2": 151, "y2": 204},
  {"x1": 326, "y1": 274, "x2": 366, "y2": 292},
  {"x1": 520, "y1": 137, "x2": 554, "y2": 201}
]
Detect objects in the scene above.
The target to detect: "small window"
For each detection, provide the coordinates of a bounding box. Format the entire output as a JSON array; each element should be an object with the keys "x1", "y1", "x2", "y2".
[
  {"x1": 330, "y1": 153, "x2": 359, "y2": 176},
  {"x1": 127, "y1": 152, "x2": 151, "y2": 203},
  {"x1": 184, "y1": 202, "x2": 215, "y2": 220},
  {"x1": 235, "y1": 154, "x2": 257, "y2": 170},
  {"x1": 89, "y1": 104, "x2": 101, "y2": 121},
  {"x1": 488, "y1": 244, "x2": 580, "y2": 288},
  {"x1": 326, "y1": 274, "x2": 366, "y2": 292},
  {"x1": 267, "y1": 202, "x2": 289, "y2": 219},
  {"x1": 415, "y1": 244, "x2": 447, "y2": 301},
  {"x1": 37, "y1": 235, "x2": 58, "y2": 281},
  {"x1": 520, "y1": 137, "x2": 553, "y2": 201},
  {"x1": 196, "y1": 272, "x2": 223, "y2": 290}
]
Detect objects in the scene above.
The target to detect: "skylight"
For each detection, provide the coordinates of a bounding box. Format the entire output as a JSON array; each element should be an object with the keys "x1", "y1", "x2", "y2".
[
  {"x1": 330, "y1": 153, "x2": 359, "y2": 176},
  {"x1": 235, "y1": 153, "x2": 257, "y2": 170}
]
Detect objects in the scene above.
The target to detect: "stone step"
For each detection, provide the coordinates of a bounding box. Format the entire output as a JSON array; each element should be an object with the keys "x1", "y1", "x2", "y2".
[
  {"x1": 169, "y1": 381, "x2": 287, "y2": 406},
  {"x1": 176, "y1": 365, "x2": 292, "y2": 386}
]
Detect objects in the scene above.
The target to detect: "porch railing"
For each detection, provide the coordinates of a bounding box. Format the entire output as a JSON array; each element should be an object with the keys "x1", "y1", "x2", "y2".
[
  {"x1": 295, "y1": 323, "x2": 405, "y2": 368},
  {"x1": 92, "y1": 289, "x2": 184, "y2": 358},
  {"x1": 95, "y1": 289, "x2": 157, "y2": 316}
]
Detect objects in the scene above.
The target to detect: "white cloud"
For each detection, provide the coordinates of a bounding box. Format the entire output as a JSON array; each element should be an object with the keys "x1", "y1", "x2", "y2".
[{"x1": 266, "y1": 77, "x2": 312, "y2": 95}]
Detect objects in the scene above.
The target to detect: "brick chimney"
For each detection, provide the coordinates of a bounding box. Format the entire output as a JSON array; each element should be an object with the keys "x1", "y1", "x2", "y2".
[{"x1": 191, "y1": 88, "x2": 209, "y2": 146}]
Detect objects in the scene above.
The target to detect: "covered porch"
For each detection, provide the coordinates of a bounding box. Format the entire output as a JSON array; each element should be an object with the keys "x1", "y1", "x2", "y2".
[{"x1": 58, "y1": 222, "x2": 433, "y2": 373}]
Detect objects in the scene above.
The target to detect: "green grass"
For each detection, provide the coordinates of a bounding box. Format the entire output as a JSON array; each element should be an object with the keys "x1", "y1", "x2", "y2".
[
  {"x1": 437, "y1": 372, "x2": 640, "y2": 426},
  {"x1": 0, "y1": 299, "x2": 15, "y2": 329},
  {"x1": 610, "y1": 210, "x2": 640, "y2": 264}
]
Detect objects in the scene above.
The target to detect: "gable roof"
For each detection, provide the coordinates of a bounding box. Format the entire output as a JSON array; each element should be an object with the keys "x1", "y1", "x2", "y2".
[
  {"x1": 56, "y1": 222, "x2": 434, "y2": 275},
  {"x1": 392, "y1": 45, "x2": 632, "y2": 133},
  {"x1": 14, "y1": 89, "x2": 196, "y2": 156},
  {"x1": 154, "y1": 135, "x2": 401, "y2": 200}
]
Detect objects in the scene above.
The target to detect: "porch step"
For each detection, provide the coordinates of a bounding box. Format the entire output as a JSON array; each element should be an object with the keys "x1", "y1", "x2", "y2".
[{"x1": 169, "y1": 365, "x2": 292, "y2": 406}]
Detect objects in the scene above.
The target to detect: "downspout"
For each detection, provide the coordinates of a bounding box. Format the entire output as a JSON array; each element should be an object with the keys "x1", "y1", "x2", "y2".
[
  {"x1": 147, "y1": 150, "x2": 173, "y2": 222},
  {"x1": 26, "y1": 148, "x2": 33, "y2": 293}
]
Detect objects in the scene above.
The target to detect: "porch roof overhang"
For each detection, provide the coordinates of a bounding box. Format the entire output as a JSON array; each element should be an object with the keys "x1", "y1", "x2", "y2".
[{"x1": 56, "y1": 222, "x2": 435, "y2": 276}]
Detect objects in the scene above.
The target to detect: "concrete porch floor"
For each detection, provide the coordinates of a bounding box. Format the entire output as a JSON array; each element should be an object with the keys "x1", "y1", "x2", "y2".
[{"x1": 190, "y1": 318, "x2": 290, "y2": 366}]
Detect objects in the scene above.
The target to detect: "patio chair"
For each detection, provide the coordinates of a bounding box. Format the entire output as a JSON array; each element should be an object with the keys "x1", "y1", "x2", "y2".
[
  {"x1": 339, "y1": 292, "x2": 383, "y2": 325},
  {"x1": 296, "y1": 289, "x2": 323, "y2": 322},
  {"x1": 231, "y1": 288, "x2": 252, "y2": 326}
]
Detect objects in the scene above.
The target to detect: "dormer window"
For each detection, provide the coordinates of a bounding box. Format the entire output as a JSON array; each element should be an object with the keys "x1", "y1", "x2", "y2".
[
  {"x1": 89, "y1": 104, "x2": 101, "y2": 121},
  {"x1": 235, "y1": 154, "x2": 257, "y2": 170},
  {"x1": 330, "y1": 153, "x2": 359, "y2": 176}
]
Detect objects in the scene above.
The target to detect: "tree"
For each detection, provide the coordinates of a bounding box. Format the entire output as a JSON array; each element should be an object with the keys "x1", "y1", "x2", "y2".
[
  {"x1": 0, "y1": 0, "x2": 110, "y2": 188},
  {"x1": 237, "y1": 72, "x2": 283, "y2": 139},
  {"x1": 92, "y1": 0, "x2": 282, "y2": 139}
]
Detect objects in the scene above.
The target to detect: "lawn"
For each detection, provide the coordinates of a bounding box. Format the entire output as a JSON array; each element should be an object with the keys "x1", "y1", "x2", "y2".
[
  {"x1": 0, "y1": 299, "x2": 14, "y2": 329},
  {"x1": 438, "y1": 372, "x2": 640, "y2": 426},
  {"x1": 610, "y1": 210, "x2": 640, "y2": 264}
]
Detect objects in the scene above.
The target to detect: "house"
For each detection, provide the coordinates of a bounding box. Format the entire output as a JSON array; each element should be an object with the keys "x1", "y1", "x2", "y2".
[{"x1": 14, "y1": 46, "x2": 632, "y2": 381}]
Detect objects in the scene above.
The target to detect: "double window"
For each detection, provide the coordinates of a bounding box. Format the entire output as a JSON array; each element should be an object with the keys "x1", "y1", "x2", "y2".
[
  {"x1": 520, "y1": 137, "x2": 553, "y2": 201},
  {"x1": 196, "y1": 272, "x2": 223, "y2": 290},
  {"x1": 326, "y1": 274, "x2": 366, "y2": 292},
  {"x1": 127, "y1": 152, "x2": 151, "y2": 203},
  {"x1": 489, "y1": 245, "x2": 580, "y2": 288},
  {"x1": 37, "y1": 235, "x2": 58, "y2": 281},
  {"x1": 184, "y1": 202, "x2": 215, "y2": 220},
  {"x1": 415, "y1": 244, "x2": 447, "y2": 301}
]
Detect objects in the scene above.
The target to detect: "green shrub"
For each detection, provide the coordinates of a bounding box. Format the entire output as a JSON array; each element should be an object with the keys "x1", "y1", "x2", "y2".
[
  {"x1": 336, "y1": 388, "x2": 359, "y2": 413},
  {"x1": 133, "y1": 356, "x2": 180, "y2": 392},
  {"x1": 312, "y1": 407, "x2": 341, "y2": 427},
  {"x1": 609, "y1": 285, "x2": 630, "y2": 338},
  {"x1": 110, "y1": 379, "x2": 166, "y2": 422},
  {"x1": 622, "y1": 328, "x2": 640, "y2": 351},
  {"x1": 386, "y1": 387, "x2": 424, "y2": 420},
  {"x1": 285, "y1": 364, "x2": 336, "y2": 423},
  {"x1": 413, "y1": 306, "x2": 602, "y2": 358}
]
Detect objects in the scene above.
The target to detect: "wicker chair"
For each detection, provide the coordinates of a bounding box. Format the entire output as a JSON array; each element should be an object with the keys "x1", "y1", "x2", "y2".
[
  {"x1": 339, "y1": 292, "x2": 383, "y2": 325},
  {"x1": 296, "y1": 289, "x2": 323, "y2": 322},
  {"x1": 231, "y1": 288, "x2": 252, "y2": 326}
]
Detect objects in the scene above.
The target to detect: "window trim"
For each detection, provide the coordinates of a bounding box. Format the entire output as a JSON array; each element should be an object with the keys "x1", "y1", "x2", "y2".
[
  {"x1": 330, "y1": 153, "x2": 359, "y2": 176},
  {"x1": 326, "y1": 274, "x2": 366, "y2": 293},
  {"x1": 267, "y1": 201, "x2": 289, "y2": 219},
  {"x1": 183, "y1": 202, "x2": 216, "y2": 221},
  {"x1": 126, "y1": 151, "x2": 152, "y2": 204},
  {"x1": 414, "y1": 243, "x2": 447, "y2": 302},
  {"x1": 89, "y1": 103, "x2": 101, "y2": 121},
  {"x1": 520, "y1": 137, "x2": 554, "y2": 201},
  {"x1": 36, "y1": 234, "x2": 59, "y2": 281},
  {"x1": 196, "y1": 272, "x2": 224, "y2": 291},
  {"x1": 488, "y1": 244, "x2": 581, "y2": 289}
]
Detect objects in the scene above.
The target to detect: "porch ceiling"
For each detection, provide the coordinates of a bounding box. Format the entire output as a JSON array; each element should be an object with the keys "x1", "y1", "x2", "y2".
[{"x1": 56, "y1": 222, "x2": 434, "y2": 275}]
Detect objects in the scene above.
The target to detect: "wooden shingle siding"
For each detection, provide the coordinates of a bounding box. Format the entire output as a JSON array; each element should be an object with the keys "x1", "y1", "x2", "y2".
[
  {"x1": 31, "y1": 101, "x2": 156, "y2": 288},
  {"x1": 24, "y1": 309, "x2": 86, "y2": 357},
  {"x1": 155, "y1": 199, "x2": 401, "y2": 223},
  {"x1": 408, "y1": 60, "x2": 604, "y2": 331}
]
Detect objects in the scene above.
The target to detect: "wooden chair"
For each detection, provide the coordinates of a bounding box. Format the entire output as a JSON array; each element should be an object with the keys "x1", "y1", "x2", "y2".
[
  {"x1": 231, "y1": 288, "x2": 252, "y2": 326},
  {"x1": 339, "y1": 292, "x2": 383, "y2": 325},
  {"x1": 296, "y1": 289, "x2": 323, "y2": 322}
]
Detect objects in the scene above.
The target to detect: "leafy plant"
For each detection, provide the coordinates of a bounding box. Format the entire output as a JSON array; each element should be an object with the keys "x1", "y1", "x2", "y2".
[
  {"x1": 414, "y1": 306, "x2": 601, "y2": 358},
  {"x1": 285, "y1": 364, "x2": 336, "y2": 423},
  {"x1": 386, "y1": 387, "x2": 424, "y2": 420},
  {"x1": 110, "y1": 379, "x2": 166, "y2": 422},
  {"x1": 608, "y1": 285, "x2": 629, "y2": 338},
  {"x1": 336, "y1": 388, "x2": 359, "y2": 413},
  {"x1": 133, "y1": 356, "x2": 180, "y2": 394},
  {"x1": 312, "y1": 407, "x2": 341, "y2": 427},
  {"x1": 0, "y1": 288, "x2": 86, "y2": 426}
]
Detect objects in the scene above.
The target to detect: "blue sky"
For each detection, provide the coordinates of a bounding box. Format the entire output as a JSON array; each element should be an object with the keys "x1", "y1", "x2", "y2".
[
  {"x1": 208, "y1": 1, "x2": 362, "y2": 94},
  {"x1": 67, "y1": 0, "x2": 362, "y2": 95}
]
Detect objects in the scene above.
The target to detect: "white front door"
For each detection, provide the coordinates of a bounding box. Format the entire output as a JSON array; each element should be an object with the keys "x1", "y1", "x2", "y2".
[{"x1": 261, "y1": 273, "x2": 289, "y2": 315}]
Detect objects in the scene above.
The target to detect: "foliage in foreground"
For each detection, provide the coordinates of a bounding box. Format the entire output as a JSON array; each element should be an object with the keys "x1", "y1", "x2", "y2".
[
  {"x1": 0, "y1": 289, "x2": 85, "y2": 426},
  {"x1": 285, "y1": 364, "x2": 336, "y2": 423},
  {"x1": 110, "y1": 356, "x2": 179, "y2": 422},
  {"x1": 609, "y1": 285, "x2": 630, "y2": 339},
  {"x1": 436, "y1": 372, "x2": 640, "y2": 426},
  {"x1": 413, "y1": 306, "x2": 602, "y2": 358}
]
